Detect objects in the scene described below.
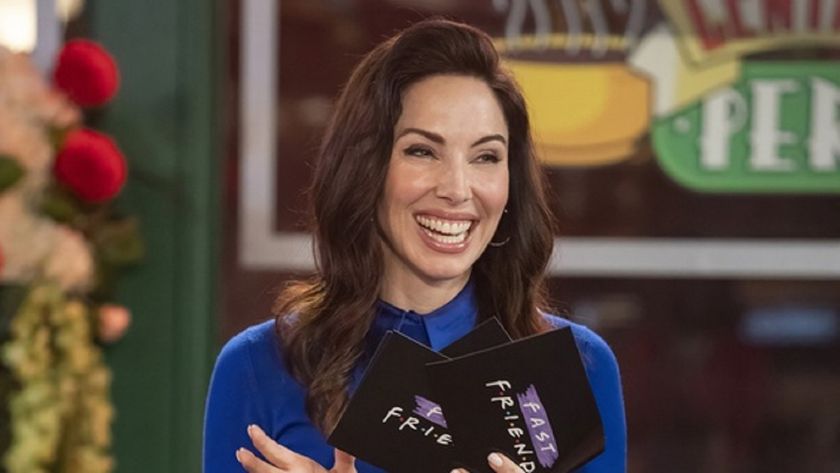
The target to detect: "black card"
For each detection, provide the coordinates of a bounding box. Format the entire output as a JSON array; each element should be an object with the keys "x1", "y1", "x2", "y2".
[
  {"x1": 441, "y1": 317, "x2": 512, "y2": 358},
  {"x1": 328, "y1": 332, "x2": 449, "y2": 473},
  {"x1": 426, "y1": 328, "x2": 604, "y2": 473},
  {"x1": 328, "y1": 318, "x2": 512, "y2": 472}
]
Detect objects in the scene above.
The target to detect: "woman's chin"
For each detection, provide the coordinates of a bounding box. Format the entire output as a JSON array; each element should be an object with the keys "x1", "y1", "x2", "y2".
[{"x1": 413, "y1": 258, "x2": 474, "y2": 284}]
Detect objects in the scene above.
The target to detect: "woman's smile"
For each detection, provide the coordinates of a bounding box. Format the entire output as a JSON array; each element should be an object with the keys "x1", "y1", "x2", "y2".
[{"x1": 414, "y1": 212, "x2": 476, "y2": 252}]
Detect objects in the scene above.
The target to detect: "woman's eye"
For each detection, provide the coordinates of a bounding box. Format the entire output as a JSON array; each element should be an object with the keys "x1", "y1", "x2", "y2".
[
  {"x1": 404, "y1": 146, "x2": 434, "y2": 158},
  {"x1": 475, "y1": 153, "x2": 500, "y2": 163}
]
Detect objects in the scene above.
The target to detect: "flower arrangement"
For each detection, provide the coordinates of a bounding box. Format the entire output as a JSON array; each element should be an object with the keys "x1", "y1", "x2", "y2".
[{"x1": 0, "y1": 39, "x2": 141, "y2": 473}]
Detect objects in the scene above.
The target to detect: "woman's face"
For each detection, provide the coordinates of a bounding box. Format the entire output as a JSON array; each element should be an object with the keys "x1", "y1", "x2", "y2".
[{"x1": 377, "y1": 74, "x2": 509, "y2": 287}]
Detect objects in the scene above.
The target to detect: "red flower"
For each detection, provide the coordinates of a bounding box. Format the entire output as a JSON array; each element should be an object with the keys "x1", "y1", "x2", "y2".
[
  {"x1": 53, "y1": 40, "x2": 120, "y2": 108},
  {"x1": 54, "y1": 129, "x2": 127, "y2": 203}
]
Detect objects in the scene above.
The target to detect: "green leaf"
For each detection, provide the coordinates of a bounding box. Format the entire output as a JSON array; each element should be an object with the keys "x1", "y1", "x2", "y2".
[
  {"x1": 40, "y1": 186, "x2": 83, "y2": 224},
  {"x1": 0, "y1": 155, "x2": 25, "y2": 193}
]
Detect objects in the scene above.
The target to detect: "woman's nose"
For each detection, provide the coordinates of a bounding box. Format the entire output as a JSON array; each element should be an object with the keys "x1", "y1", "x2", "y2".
[{"x1": 435, "y1": 160, "x2": 471, "y2": 204}]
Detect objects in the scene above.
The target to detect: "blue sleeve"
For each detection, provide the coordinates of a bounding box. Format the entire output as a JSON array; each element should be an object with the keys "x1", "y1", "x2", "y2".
[
  {"x1": 203, "y1": 330, "x2": 267, "y2": 473},
  {"x1": 572, "y1": 326, "x2": 627, "y2": 473}
]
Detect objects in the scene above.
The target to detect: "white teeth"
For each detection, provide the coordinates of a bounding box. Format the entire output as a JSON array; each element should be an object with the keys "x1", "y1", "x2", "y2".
[
  {"x1": 415, "y1": 215, "x2": 472, "y2": 236},
  {"x1": 422, "y1": 228, "x2": 467, "y2": 244}
]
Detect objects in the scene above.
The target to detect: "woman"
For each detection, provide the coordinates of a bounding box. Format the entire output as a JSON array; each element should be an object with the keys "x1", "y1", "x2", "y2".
[{"x1": 204, "y1": 18, "x2": 626, "y2": 473}]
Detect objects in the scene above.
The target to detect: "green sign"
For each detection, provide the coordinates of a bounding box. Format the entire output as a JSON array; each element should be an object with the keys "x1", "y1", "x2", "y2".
[{"x1": 652, "y1": 62, "x2": 840, "y2": 193}]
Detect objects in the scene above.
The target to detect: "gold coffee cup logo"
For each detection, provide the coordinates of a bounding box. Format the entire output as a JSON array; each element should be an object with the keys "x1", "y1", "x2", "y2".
[
  {"x1": 504, "y1": 58, "x2": 650, "y2": 166},
  {"x1": 491, "y1": 0, "x2": 653, "y2": 167}
]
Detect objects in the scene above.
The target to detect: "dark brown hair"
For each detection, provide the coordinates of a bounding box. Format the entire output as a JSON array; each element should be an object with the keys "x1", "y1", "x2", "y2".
[{"x1": 274, "y1": 18, "x2": 555, "y2": 433}]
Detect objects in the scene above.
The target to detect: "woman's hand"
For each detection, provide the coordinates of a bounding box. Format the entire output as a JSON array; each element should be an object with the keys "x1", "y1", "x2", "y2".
[
  {"x1": 236, "y1": 424, "x2": 356, "y2": 473},
  {"x1": 451, "y1": 452, "x2": 524, "y2": 473},
  {"x1": 236, "y1": 426, "x2": 518, "y2": 473}
]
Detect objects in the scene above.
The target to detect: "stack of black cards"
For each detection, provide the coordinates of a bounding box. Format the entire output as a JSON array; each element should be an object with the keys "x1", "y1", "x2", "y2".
[{"x1": 328, "y1": 318, "x2": 604, "y2": 473}]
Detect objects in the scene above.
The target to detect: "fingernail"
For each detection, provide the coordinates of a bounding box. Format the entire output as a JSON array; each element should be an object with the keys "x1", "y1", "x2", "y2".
[
  {"x1": 488, "y1": 453, "x2": 503, "y2": 467},
  {"x1": 235, "y1": 448, "x2": 243, "y2": 463}
]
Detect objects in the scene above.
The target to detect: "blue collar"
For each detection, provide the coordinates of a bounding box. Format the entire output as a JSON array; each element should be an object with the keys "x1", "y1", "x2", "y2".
[{"x1": 368, "y1": 281, "x2": 478, "y2": 352}]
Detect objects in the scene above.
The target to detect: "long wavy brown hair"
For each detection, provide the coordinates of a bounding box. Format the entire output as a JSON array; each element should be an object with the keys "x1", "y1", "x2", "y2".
[{"x1": 273, "y1": 18, "x2": 555, "y2": 433}]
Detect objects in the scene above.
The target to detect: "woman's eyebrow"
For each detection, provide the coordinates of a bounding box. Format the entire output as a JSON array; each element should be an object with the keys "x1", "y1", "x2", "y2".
[
  {"x1": 397, "y1": 127, "x2": 445, "y2": 144},
  {"x1": 396, "y1": 127, "x2": 507, "y2": 147},
  {"x1": 471, "y1": 134, "x2": 507, "y2": 147}
]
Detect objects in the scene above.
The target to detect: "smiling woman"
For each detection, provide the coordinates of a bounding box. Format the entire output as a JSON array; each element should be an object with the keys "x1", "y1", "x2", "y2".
[
  {"x1": 204, "y1": 18, "x2": 626, "y2": 473},
  {"x1": 378, "y1": 75, "x2": 510, "y2": 308}
]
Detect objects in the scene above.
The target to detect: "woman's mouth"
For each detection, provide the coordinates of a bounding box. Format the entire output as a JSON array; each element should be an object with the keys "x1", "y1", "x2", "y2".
[{"x1": 415, "y1": 214, "x2": 474, "y2": 246}]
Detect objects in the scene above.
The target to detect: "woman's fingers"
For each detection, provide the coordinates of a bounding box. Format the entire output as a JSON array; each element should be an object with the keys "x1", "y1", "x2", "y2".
[
  {"x1": 331, "y1": 449, "x2": 356, "y2": 473},
  {"x1": 487, "y1": 452, "x2": 524, "y2": 473},
  {"x1": 236, "y1": 447, "x2": 282, "y2": 473},
  {"x1": 246, "y1": 424, "x2": 305, "y2": 470}
]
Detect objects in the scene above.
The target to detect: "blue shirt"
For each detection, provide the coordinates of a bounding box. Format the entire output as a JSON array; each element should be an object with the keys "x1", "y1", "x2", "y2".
[{"x1": 203, "y1": 284, "x2": 627, "y2": 472}]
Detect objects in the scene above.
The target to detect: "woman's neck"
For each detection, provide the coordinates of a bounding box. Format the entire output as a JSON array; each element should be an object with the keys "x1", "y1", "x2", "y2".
[{"x1": 379, "y1": 270, "x2": 471, "y2": 314}]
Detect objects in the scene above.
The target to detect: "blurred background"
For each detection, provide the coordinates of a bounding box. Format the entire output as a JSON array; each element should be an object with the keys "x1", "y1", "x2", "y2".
[{"x1": 1, "y1": 0, "x2": 839, "y2": 472}]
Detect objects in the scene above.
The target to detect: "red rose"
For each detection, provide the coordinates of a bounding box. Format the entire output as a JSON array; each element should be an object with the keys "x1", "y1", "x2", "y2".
[
  {"x1": 54, "y1": 129, "x2": 127, "y2": 203},
  {"x1": 53, "y1": 40, "x2": 120, "y2": 108}
]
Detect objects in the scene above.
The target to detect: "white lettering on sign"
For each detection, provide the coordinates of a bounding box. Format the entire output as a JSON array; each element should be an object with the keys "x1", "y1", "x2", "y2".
[
  {"x1": 739, "y1": 0, "x2": 764, "y2": 33},
  {"x1": 700, "y1": 88, "x2": 747, "y2": 170},
  {"x1": 750, "y1": 79, "x2": 799, "y2": 171},
  {"x1": 809, "y1": 77, "x2": 840, "y2": 171},
  {"x1": 689, "y1": 0, "x2": 840, "y2": 41},
  {"x1": 696, "y1": 77, "x2": 840, "y2": 173}
]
